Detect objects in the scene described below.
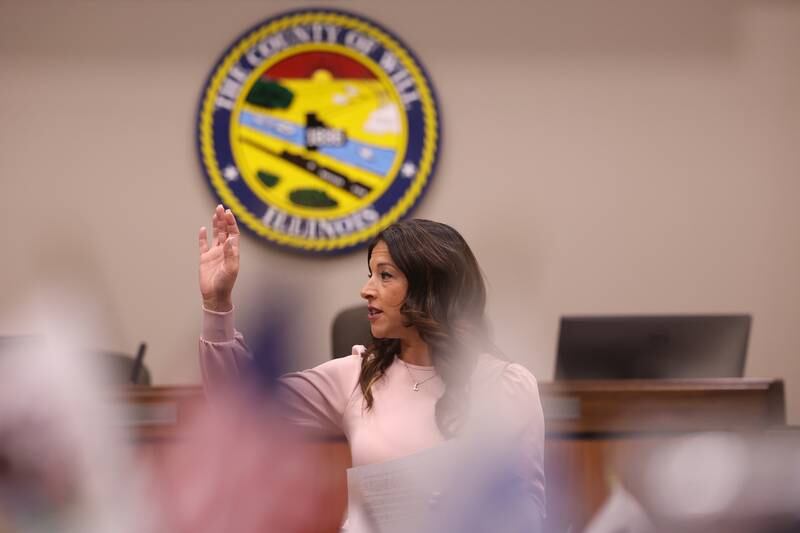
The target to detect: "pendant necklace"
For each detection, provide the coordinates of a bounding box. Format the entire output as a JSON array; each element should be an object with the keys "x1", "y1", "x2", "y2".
[{"x1": 400, "y1": 359, "x2": 438, "y2": 391}]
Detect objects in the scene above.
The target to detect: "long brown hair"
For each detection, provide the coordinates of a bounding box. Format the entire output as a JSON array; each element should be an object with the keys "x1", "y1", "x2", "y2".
[{"x1": 358, "y1": 219, "x2": 493, "y2": 437}]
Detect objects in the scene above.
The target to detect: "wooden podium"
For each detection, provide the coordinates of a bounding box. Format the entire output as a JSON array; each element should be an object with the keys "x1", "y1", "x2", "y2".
[{"x1": 119, "y1": 378, "x2": 785, "y2": 532}]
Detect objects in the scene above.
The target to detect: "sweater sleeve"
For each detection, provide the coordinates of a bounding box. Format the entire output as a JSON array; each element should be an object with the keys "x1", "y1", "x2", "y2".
[
  {"x1": 199, "y1": 307, "x2": 253, "y2": 388},
  {"x1": 199, "y1": 306, "x2": 362, "y2": 437},
  {"x1": 275, "y1": 348, "x2": 363, "y2": 438},
  {"x1": 499, "y1": 363, "x2": 547, "y2": 518}
]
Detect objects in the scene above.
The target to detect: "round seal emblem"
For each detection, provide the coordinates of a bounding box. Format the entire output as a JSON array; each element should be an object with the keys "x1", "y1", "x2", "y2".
[{"x1": 197, "y1": 9, "x2": 441, "y2": 254}]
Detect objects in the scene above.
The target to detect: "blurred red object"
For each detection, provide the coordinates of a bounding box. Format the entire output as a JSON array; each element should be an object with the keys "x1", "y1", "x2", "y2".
[{"x1": 151, "y1": 388, "x2": 346, "y2": 533}]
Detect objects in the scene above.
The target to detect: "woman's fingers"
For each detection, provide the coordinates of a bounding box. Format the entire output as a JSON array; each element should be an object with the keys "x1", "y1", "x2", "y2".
[
  {"x1": 224, "y1": 208, "x2": 240, "y2": 237},
  {"x1": 211, "y1": 211, "x2": 220, "y2": 244},
  {"x1": 214, "y1": 204, "x2": 227, "y2": 246},
  {"x1": 209, "y1": 205, "x2": 239, "y2": 248},
  {"x1": 199, "y1": 227, "x2": 210, "y2": 254},
  {"x1": 224, "y1": 235, "x2": 240, "y2": 271}
]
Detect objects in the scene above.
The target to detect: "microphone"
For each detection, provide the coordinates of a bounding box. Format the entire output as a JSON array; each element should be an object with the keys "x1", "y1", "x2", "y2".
[{"x1": 129, "y1": 342, "x2": 147, "y2": 385}]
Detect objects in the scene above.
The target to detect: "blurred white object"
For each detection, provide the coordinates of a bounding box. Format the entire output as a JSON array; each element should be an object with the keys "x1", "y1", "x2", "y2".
[
  {"x1": 0, "y1": 289, "x2": 151, "y2": 533},
  {"x1": 644, "y1": 433, "x2": 747, "y2": 520},
  {"x1": 583, "y1": 480, "x2": 654, "y2": 533}
]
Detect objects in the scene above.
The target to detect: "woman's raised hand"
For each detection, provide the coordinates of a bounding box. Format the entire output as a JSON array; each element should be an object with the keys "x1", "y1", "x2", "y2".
[{"x1": 199, "y1": 204, "x2": 240, "y2": 312}]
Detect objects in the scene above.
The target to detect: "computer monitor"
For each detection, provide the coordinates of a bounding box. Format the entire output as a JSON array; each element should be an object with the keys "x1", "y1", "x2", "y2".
[{"x1": 555, "y1": 314, "x2": 751, "y2": 380}]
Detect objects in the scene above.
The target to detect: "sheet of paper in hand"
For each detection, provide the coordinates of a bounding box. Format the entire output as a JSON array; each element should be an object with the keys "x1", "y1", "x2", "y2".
[{"x1": 343, "y1": 442, "x2": 463, "y2": 533}]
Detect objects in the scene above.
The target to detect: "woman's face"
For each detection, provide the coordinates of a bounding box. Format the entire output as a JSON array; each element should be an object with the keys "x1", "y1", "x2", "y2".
[{"x1": 360, "y1": 241, "x2": 410, "y2": 339}]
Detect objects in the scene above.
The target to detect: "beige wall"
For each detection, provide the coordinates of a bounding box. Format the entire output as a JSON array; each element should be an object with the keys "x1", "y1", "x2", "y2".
[{"x1": 1, "y1": 0, "x2": 799, "y2": 420}]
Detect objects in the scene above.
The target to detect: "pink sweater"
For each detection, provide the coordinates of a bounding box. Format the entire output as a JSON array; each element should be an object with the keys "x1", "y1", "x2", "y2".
[{"x1": 199, "y1": 307, "x2": 546, "y2": 513}]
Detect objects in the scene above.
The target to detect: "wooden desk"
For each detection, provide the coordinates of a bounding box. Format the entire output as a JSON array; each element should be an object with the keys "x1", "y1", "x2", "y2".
[{"x1": 119, "y1": 379, "x2": 785, "y2": 532}]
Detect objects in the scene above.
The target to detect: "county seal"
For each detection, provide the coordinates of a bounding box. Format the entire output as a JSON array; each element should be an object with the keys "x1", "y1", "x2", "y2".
[{"x1": 196, "y1": 9, "x2": 441, "y2": 254}]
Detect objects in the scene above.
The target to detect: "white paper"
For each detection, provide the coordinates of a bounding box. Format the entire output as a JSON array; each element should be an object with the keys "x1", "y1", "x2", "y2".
[{"x1": 343, "y1": 443, "x2": 461, "y2": 533}]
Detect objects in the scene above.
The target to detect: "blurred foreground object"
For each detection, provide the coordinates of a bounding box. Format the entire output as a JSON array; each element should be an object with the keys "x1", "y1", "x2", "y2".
[
  {"x1": 0, "y1": 334, "x2": 150, "y2": 533},
  {"x1": 583, "y1": 480, "x2": 654, "y2": 533},
  {"x1": 150, "y1": 387, "x2": 347, "y2": 533}
]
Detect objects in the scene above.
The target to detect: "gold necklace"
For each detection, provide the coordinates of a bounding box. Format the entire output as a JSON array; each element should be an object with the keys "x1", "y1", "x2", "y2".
[{"x1": 400, "y1": 359, "x2": 438, "y2": 391}]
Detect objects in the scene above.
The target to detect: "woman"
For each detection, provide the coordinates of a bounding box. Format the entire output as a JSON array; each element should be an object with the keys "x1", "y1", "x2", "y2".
[{"x1": 197, "y1": 204, "x2": 546, "y2": 523}]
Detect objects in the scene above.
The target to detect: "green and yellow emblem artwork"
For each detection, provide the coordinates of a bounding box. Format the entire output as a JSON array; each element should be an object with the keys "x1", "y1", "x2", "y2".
[{"x1": 197, "y1": 9, "x2": 441, "y2": 253}]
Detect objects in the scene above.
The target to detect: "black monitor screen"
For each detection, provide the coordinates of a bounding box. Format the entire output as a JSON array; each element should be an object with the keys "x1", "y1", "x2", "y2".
[{"x1": 555, "y1": 314, "x2": 751, "y2": 380}]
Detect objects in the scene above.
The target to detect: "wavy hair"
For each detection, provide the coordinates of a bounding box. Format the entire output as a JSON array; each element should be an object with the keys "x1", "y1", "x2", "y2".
[{"x1": 358, "y1": 219, "x2": 493, "y2": 437}]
